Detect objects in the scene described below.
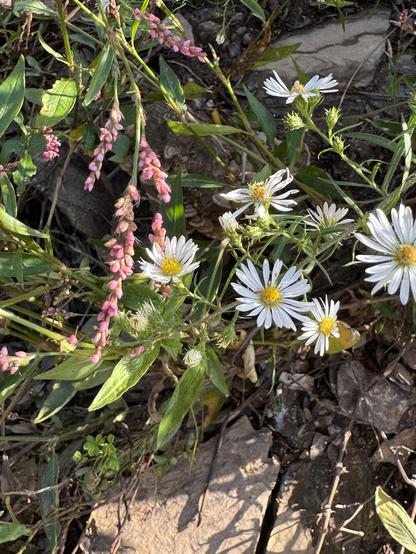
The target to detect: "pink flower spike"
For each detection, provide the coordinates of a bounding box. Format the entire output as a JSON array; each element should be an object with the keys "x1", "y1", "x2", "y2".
[
  {"x1": 133, "y1": 9, "x2": 207, "y2": 62},
  {"x1": 92, "y1": 183, "x2": 139, "y2": 361},
  {"x1": 42, "y1": 128, "x2": 61, "y2": 162},
  {"x1": 84, "y1": 101, "x2": 123, "y2": 191},
  {"x1": 67, "y1": 335, "x2": 78, "y2": 346},
  {"x1": 139, "y1": 138, "x2": 171, "y2": 203},
  {"x1": 149, "y1": 212, "x2": 167, "y2": 250}
]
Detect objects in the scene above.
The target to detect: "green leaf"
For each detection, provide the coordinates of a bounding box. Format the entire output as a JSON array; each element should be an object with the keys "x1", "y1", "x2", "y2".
[
  {"x1": 206, "y1": 347, "x2": 229, "y2": 397},
  {"x1": 168, "y1": 173, "x2": 226, "y2": 189},
  {"x1": 0, "y1": 206, "x2": 49, "y2": 238},
  {"x1": 38, "y1": 33, "x2": 68, "y2": 66},
  {"x1": 73, "y1": 363, "x2": 113, "y2": 391},
  {"x1": 36, "y1": 357, "x2": 99, "y2": 381},
  {"x1": 0, "y1": 253, "x2": 51, "y2": 280},
  {"x1": 83, "y1": 44, "x2": 114, "y2": 107},
  {"x1": 25, "y1": 88, "x2": 45, "y2": 106},
  {"x1": 157, "y1": 353, "x2": 206, "y2": 448},
  {"x1": 0, "y1": 365, "x2": 33, "y2": 404},
  {"x1": 12, "y1": 151, "x2": 37, "y2": 194},
  {"x1": 239, "y1": 0, "x2": 265, "y2": 22},
  {"x1": 375, "y1": 486, "x2": 416, "y2": 552},
  {"x1": 346, "y1": 132, "x2": 395, "y2": 151},
  {"x1": 33, "y1": 382, "x2": 76, "y2": 423},
  {"x1": 89, "y1": 345, "x2": 160, "y2": 411},
  {"x1": 36, "y1": 78, "x2": 77, "y2": 128},
  {"x1": 161, "y1": 172, "x2": 185, "y2": 236},
  {"x1": 122, "y1": 279, "x2": 161, "y2": 310},
  {"x1": 144, "y1": 82, "x2": 208, "y2": 103},
  {"x1": 0, "y1": 137, "x2": 23, "y2": 164},
  {"x1": 0, "y1": 522, "x2": 30, "y2": 544},
  {"x1": 14, "y1": 0, "x2": 56, "y2": 16},
  {"x1": 40, "y1": 453, "x2": 60, "y2": 551},
  {"x1": 286, "y1": 128, "x2": 305, "y2": 168},
  {"x1": 0, "y1": 175, "x2": 17, "y2": 217},
  {"x1": 108, "y1": 133, "x2": 131, "y2": 163},
  {"x1": 244, "y1": 85, "x2": 276, "y2": 147},
  {"x1": 254, "y1": 44, "x2": 300, "y2": 67},
  {"x1": 161, "y1": 338, "x2": 182, "y2": 360},
  {"x1": 0, "y1": 57, "x2": 25, "y2": 140},
  {"x1": 167, "y1": 121, "x2": 243, "y2": 136},
  {"x1": 296, "y1": 166, "x2": 341, "y2": 200},
  {"x1": 159, "y1": 57, "x2": 185, "y2": 109}
]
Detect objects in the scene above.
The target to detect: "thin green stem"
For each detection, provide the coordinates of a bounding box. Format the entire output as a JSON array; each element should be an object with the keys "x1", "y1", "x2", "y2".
[{"x1": 56, "y1": 0, "x2": 74, "y2": 69}]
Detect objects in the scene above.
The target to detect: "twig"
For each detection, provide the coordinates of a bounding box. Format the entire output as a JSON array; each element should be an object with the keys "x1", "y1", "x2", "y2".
[
  {"x1": 2, "y1": 480, "x2": 70, "y2": 496},
  {"x1": 313, "y1": 422, "x2": 353, "y2": 554},
  {"x1": 45, "y1": 142, "x2": 77, "y2": 230}
]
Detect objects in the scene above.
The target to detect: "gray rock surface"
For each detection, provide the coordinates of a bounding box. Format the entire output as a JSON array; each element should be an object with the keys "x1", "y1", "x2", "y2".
[
  {"x1": 91, "y1": 416, "x2": 278, "y2": 554},
  {"x1": 337, "y1": 361, "x2": 413, "y2": 433},
  {"x1": 250, "y1": 9, "x2": 391, "y2": 92},
  {"x1": 34, "y1": 155, "x2": 115, "y2": 238},
  {"x1": 267, "y1": 508, "x2": 313, "y2": 554}
]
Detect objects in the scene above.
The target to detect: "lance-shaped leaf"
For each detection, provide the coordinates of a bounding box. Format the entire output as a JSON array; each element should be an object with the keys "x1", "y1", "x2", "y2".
[
  {"x1": 168, "y1": 121, "x2": 243, "y2": 136},
  {"x1": 157, "y1": 352, "x2": 206, "y2": 448},
  {"x1": 375, "y1": 486, "x2": 416, "y2": 552},
  {"x1": 89, "y1": 345, "x2": 160, "y2": 411},
  {"x1": 83, "y1": 44, "x2": 114, "y2": 106},
  {"x1": 0, "y1": 57, "x2": 25, "y2": 140}
]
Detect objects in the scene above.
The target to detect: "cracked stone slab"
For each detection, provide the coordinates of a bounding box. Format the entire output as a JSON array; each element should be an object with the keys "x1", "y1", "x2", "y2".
[
  {"x1": 337, "y1": 361, "x2": 413, "y2": 433},
  {"x1": 91, "y1": 416, "x2": 278, "y2": 554},
  {"x1": 250, "y1": 9, "x2": 391, "y2": 93}
]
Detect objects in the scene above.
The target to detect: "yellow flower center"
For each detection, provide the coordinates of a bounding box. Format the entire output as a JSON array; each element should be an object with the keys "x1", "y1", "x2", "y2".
[
  {"x1": 290, "y1": 82, "x2": 305, "y2": 94},
  {"x1": 260, "y1": 286, "x2": 281, "y2": 307},
  {"x1": 319, "y1": 317, "x2": 335, "y2": 337},
  {"x1": 251, "y1": 184, "x2": 267, "y2": 201},
  {"x1": 397, "y1": 244, "x2": 416, "y2": 266},
  {"x1": 161, "y1": 257, "x2": 181, "y2": 276}
]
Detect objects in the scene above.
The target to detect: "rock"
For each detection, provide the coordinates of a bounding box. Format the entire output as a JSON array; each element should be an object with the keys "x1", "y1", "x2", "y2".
[
  {"x1": 279, "y1": 371, "x2": 314, "y2": 392},
  {"x1": 250, "y1": 9, "x2": 391, "y2": 91},
  {"x1": 395, "y1": 52, "x2": 416, "y2": 75},
  {"x1": 271, "y1": 389, "x2": 315, "y2": 449},
  {"x1": 91, "y1": 417, "x2": 279, "y2": 553},
  {"x1": 337, "y1": 361, "x2": 412, "y2": 433},
  {"x1": 175, "y1": 14, "x2": 194, "y2": 43},
  {"x1": 403, "y1": 341, "x2": 416, "y2": 369},
  {"x1": 227, "y1": 43, "x2": 242, "y2": 58},
  {"x1": 309, "y1": 432, "x2": 329, "y2": 460},
  {"x1": 372, "y1": 428, "x2": 416, "y2": 465},
  {"x1": 34, "y1": 155, "x2": 115, "y2": 238},
  {"x1": 197, "y1": 20, "x2": 220, "y2": 41},
  {"x1": 267, "y1": 508, "x2": 314, "y2": 553},
  {"x1": 267, "y1": 459, "x2": 331, "y2": 554},
  {"x1": 242, "y1": 32, "x2": 254, "y2": 46}
]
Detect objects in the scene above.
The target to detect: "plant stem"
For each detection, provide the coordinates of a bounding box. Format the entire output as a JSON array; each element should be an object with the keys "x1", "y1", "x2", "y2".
[{"x1": 55, "y1": 0, "x2": 74, "y2": 70}]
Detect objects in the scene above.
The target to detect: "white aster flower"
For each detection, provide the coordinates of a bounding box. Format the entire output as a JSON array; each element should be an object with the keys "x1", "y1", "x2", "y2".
[
  {"x1": 299, "y1": 296, "x2": 340, "y2": 356},
  {"x1": 307, "y1": 202, "x2": 354, "y2": 229},
  {"x1": 232, "y1": 259, "x2": 311, "y2": 330},
  {"x1": 220, "y1": 168, "x2": 297, "y2": 220},
  {"x1": 264, "y1": 71, "x2": 339, "y2": 104},
  {"x1": 356, "y1": 204, "x2": 416, "y2": 305},
  {"x1": 139, "y1": 235, "x2": 199, "y2": 284},
  {"x1": 219, "y1": 211, "x2": 239, "y2": 232}
]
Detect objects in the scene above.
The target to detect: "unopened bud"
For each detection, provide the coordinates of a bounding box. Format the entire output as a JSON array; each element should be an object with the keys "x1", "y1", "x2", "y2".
[
  {"x1": 284, "y1": 112, "x2": 304, "y2": 131},
  {"x1": 325, "y1": 107, "x2": 341, "y2": 130},
  {"x1": 183, "y1": 349, "x2": 203, "y2": 367}
]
